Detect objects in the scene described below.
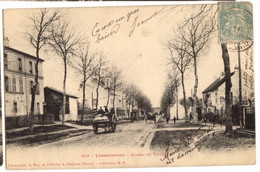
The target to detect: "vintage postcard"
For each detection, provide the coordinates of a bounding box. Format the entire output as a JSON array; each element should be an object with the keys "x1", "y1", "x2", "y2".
[
  {"x1": 0, "y1": 0, "x2": 235, "y2": 1},
  {"x1": 3, "y1": 2, "x2": 255, "y2": 169},
  {"x1": 0, "y1": 60, "x2": 2, "y2": 166}
]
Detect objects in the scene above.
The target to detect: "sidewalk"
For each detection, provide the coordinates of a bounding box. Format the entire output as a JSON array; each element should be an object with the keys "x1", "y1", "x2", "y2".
[
  {"x1": 6, "y1": 121, "x2": 92, "y2": 147},
  {"x1": 149, "y1": 119, "x2": 226, "y2": 151}
]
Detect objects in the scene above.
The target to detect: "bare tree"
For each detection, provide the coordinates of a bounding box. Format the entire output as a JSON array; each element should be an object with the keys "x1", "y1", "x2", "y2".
[
  {"x1": 25, "y1": 9, "x2": 61, "y2": 131},
  {"x1": 167, "y1": 38, "x2": 192, "y2": 122},
  {"x1": 167, "y1": 67, "x2": 180, "y2": 119},
  {"x1": 93, "y1": 53, "x2": 108, "y2": 109},
  {"x1": 178, "y1": 5, "x2": 217, "y2": 122},
  {"x1": 69, "y1": 41, "x2": 97, "y2": 123},
  {"x1": 103, "y1": 68, "x2": 113, "y2": 108},
  {"x1": 48, "y1": 19, "x2": 81, "y2": 125},
  {"x1": 221, "y1": 43, "x2": 233, "y2": 134},
  {"x1": 124, "y1": 84, "x2": 139, "y2": 116},
  {"x1": 110, "y1": 66, "x2": 122, "y2": 114}
]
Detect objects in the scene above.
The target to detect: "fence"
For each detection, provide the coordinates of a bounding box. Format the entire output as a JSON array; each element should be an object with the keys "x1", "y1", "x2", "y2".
[{"x1": 5, "y1": 114, "x2": 54, "y2": 129}]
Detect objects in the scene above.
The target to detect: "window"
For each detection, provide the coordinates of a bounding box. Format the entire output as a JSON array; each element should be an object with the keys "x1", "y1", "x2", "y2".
[
  {"x1": 30, "y1": 81, "x2": 33, "y2": 94},
  {"x1": 18, "y1": 58, "x2": 22, "y2": 71},
  {"x1": 5, "y1": 76, "x2": 9, "y2": 92},
  {"x1": 19, "y1": 78, "x2": 23, "y2": 93},
  {"x1": 4, "y1": 53, "x2": 8, "y2": 69},
  {"x1": 12, "y1": 78, "x2": 16, "y2": 92},
  {"x1": 29, "y1": 61, "x2": 33, "y2": 74},
  {"x1": 13, "y1": 101, "x2": 18, "y2": 113}
]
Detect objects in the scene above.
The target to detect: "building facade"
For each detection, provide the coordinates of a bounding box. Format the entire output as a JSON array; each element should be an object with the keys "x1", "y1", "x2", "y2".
[
  {"x1": 202, "y1": 67, "x2": 254, "y2": 116},
  {"x1": 77, "y1": 79, "x2": 127, "y2": 118},
  {"x1": 44, "y1": 87, "x2": 78, "y2": 121},
  {"x1": 4, "y1": 45, "x2": 45, "y2": 117}
]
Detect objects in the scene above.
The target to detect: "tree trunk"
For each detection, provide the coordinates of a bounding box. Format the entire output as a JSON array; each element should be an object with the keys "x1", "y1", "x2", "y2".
[
  {"x1": 30, "y1": 87, "x2": 36, "y2": 132},
  {"x1": 131, "y1": 97, "x2": 134, "y2": 112},
  {"x1": 192, "y1": 57, "x2": 198, "y2": 123},
  {"x1": 128, "y1": 103, "x2": 131, "y2": 118},
  {"x1": 113, "y1": 86, "x2": 116, "y2": 110},
  {"x1": 62, "y1": 58, "x2": 67, "y2": 126},
  {"x1": 96, "y1": 79, "x2": 100, "y2": 109},
  {"x1": 81, "y1": 75, "x2": 86, "y2": 123},
  {"x1": 106, "y1": 89, "x2": 110, "y2": 107},
  {"x1": 237, "y1": 42, "x2": 243, "y2": 128},
  {"x1": 29, "y1": 46, "x2": 40, "y2": 132},
  {"x1": 176, "y1": 86, "x2": 179, "y2": 120},
  {"x1": 221, "y1": 43, "x2": 233, "y2": 134},
  {"x1": 181, "y1": 73, "x2": 188, "y2": 122}
]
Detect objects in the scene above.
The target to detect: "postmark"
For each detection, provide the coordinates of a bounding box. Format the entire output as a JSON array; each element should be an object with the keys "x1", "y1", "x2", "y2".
[{"x1": 219, "y1": 2, "x2": 253, "y2": 43}]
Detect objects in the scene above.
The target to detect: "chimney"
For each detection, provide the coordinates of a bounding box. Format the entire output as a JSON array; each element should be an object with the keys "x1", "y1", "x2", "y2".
[{"x1": 4, "y1": 37, "x2": 9, "y2": 47}]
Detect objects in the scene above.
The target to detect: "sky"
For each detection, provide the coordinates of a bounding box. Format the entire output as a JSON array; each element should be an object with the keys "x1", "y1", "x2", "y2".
[{"x1": 3, "y1": 4, "x2": 240, "y2": 107}]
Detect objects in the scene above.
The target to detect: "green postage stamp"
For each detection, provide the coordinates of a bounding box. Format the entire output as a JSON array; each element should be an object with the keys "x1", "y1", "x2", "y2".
[{"x1": 219, "y1": 2, "x2": 253, "y2": 42}]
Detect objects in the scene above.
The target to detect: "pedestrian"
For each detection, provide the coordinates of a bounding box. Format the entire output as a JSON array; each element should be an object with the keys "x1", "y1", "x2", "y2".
[
  {"x1": 104, "y1": 106, "x2": 109, "y2": 113},
  {"x1": 189, "y1": 112, "x2": 192, "y2": 121},
  {"x1": 110, "y1": 107, "x2": 115, "y2": 114},
  {"x1": 212, "y1": 114, "x2": 216, "y2": 127},
  {"x1": 173, "y1": 116, "x2": 176, "y2": 123},
  {"x1": 203, "y1": 116, "x2": 207, "y2": 125},
  {"x1": 166, "y1": 107, "x2": 170, "y2": 123},
  {"x1": 98, "y1": 107, "x2": 104, "y2": 115}
]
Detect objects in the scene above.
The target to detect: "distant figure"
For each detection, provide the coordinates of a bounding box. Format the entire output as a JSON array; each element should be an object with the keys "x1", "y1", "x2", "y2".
[
  {"x1": 212, "y1": 114, "x2": 216, "y2": 127},
  {"x1": 173, "y1": 116, "x2": 176, "y2": 123},
  {"x1": 104, "y1": 106, "x2": 109, "y2": 113},
  {"x1": 110, "y1": 108, "x2": 115, "y2": 115},
  {"x1": 98, "y1": 107, "x2": 104, "y2": 115},
  {"x1": 166, "y1": 108, "x2": 170, "y2": 123},
  {"x1": 189, "y1": 112, "x2": 193, "y2": 121},
  {"x1": 203, "y1": 117, "x2": 207, "y2": 125}
]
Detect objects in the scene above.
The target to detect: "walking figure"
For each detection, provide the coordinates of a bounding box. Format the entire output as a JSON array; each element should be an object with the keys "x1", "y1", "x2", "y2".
[{"x1": 173, "y1": 116, "x2": 176, "y2": 123}]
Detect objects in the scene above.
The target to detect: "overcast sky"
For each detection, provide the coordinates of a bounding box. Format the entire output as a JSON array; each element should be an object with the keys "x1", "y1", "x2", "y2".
[{"x1": 3, "y1": 4, "x2": 240, "y2": 107}]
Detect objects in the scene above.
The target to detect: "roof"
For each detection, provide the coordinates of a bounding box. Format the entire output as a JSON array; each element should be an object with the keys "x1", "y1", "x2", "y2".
[
  {"x1": 202, "y1": 72, "x2": 235, "y2": 94},
  {"x1": 44, "y1": 86, "x2": 78, "y2": 99},
  {"x1": 4, "y1": 46, "x2": 45, "y2": 62}
]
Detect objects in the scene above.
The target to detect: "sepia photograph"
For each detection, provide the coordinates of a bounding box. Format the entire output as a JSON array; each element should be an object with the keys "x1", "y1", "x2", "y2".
[
  {"x1": 0, "y1": 57, "x2": 2, "y2": 166},
  {"x1": 0, "y1": 0, "x2": 235, "y2": 2},
  {"x1": 2, "y1": 2, "x2": 255, "y2": 169}
]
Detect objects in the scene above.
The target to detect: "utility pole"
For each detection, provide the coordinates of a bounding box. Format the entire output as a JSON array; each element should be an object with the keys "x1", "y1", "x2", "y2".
[{"x1": 238, "y1": 42, "x2": 243, "y2": 128}]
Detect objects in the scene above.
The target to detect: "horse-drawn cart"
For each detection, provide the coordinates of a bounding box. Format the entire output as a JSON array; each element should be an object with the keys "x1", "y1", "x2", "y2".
[
  {"x1": 145, "y1": 112, "x2": 156, "y2": 124},
  {"x1": 92, "y1": 113, "x2": 117, "y2": 134}
]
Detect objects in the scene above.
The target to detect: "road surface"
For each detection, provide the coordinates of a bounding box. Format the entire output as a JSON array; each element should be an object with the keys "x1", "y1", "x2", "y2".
[{"x1": 41, "y1": 120, "x2": 156, "y2": 149}]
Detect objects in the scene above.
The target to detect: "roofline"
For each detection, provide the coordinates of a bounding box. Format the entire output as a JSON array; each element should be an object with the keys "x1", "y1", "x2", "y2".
[
  {"x1": 44, "y1": 86, "x2": 78, "y2": 99},
  {"x1": 4, "y1": 45, "x2": 45, "y2": 62},
  {"x1": 202, "y1": 72, "x2": 235, "y2": 94}
]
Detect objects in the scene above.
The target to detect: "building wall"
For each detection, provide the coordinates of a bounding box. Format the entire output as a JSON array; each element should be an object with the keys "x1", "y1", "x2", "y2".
[
  {"x1": 4, "y1": 47, "x2": 44, "y2": 117},
  {"x1": 68, "y1": 98, "x2": 78, "y2": 121},
  {"x1": 78, "y1": 80, "x2": 127, "y2": 116},
  {"x1": 203, "y1": 69, "x2": 242, "y2": 115}
]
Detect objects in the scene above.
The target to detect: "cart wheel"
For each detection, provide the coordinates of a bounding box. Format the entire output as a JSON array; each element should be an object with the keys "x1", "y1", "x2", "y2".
[{"x1": 93, "y1": 124, "x2": 98, "y2": 134}]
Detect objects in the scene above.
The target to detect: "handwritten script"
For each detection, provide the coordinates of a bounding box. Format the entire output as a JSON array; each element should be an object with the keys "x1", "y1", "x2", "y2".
[
  {"x1": 91, "y1": 7, "x2": 165, "y2": 43},
  {"x1": 160, "y1": 127, "x2": 215, "y2": 164}
]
